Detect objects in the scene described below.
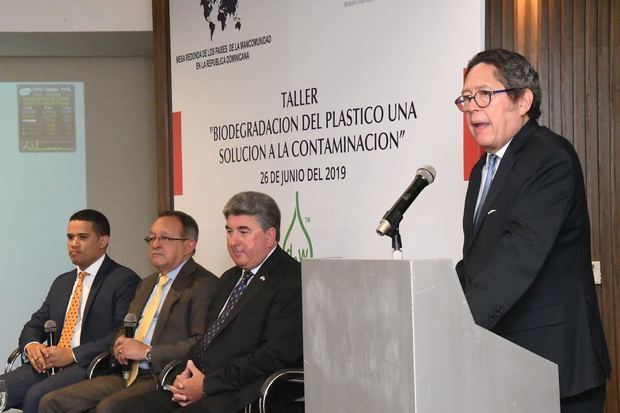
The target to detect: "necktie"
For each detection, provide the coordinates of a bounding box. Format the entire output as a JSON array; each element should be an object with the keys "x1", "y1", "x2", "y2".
[
  {"x1": 474, "y1": 154, "x2": 498, "y2": 226},
  {"x1": 195, "y1": 270, "x2": 254, "y2": 369},
  {"x1": 127, "y1": 274, "x2": 169, "y2": 386},
  {"x1": 58, "y1": 271, "x2": 89, "y2": 348}
]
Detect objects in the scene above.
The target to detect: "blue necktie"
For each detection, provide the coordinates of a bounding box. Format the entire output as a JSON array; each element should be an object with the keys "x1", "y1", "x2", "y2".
[
  {"x1": 195, "y1": 270, "x2": 254, "y2": 367},
  {"x1": 474, "y1": 154, "x2": 498, "y2": 226}
]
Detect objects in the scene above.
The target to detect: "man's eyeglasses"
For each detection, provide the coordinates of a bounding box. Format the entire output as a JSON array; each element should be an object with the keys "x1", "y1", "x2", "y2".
[
  {"x1": 143, "y1": 235, "x2": 189, "y2": 245},
  {"x1": 454, "y1": 88, "x2": 521, "y2": 112}
]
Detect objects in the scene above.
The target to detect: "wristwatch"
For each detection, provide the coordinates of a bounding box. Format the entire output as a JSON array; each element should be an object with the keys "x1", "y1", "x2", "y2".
[{"x1": 144, "y1": 347, "x2": 152, "y2": 362}]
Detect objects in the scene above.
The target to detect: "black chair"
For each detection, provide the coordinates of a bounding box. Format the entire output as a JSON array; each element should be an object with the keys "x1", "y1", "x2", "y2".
[
  {"x1": 158, "y1": 361, "x2": 304, "y2": 413},
  {"x1": 3, "y1": 348, "x2": 117, "y2": 412},
  {"x1": 85, "y1": 351, "x2": 120, "y2": 379},
  {"x1": 4, "y1": 348, "x2": 117, "y2": 379},
  {"x1": 157, "y1": 358, "x2": 184, "y2": 391},
  {"x1": 257, "y1": 368, "x2": 304, "y2": 413},
  {"x1": 4, "y1": 347, "x2": 25, "y2": 374}
]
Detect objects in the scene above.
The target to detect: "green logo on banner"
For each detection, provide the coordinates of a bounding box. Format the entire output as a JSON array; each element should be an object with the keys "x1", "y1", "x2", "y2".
[{"x1": 283, "y1": 191, "x2": 313, "y2": 261}]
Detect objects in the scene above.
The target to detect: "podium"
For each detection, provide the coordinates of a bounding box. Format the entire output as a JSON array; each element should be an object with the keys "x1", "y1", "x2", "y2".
[{"x1": 302, "y1": 259, "x2": 560, "y2": 413}]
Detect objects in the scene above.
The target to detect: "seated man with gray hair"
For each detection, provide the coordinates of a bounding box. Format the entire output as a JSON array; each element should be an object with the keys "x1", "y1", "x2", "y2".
[{"x1": 113, "y1": 191, "x2": 303, "y2": 413}]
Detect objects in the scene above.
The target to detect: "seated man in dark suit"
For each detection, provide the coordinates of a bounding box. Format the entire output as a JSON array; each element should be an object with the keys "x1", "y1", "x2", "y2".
[
  {"x1": 0, "y1": 209, "x2": 140, "y2": 413},
  {"x1": 39, "y1": 210, "x2": 219, "y2": 413},
  {"x1": 113, "y1": 191, "x2": 303, "y2": 413}
]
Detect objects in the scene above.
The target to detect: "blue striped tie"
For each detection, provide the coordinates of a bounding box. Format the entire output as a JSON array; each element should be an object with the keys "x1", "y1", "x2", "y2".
[
  {"x1": 195, "y1": 270, "x2": 254, "y2": 368},
  {"x1": 474, "y1": 154, "x2": 498, "y2": 226}
]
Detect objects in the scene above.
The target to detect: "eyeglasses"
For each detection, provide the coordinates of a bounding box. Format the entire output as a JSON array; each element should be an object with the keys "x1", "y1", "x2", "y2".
[
  {"x1": 454, "y1": 88, "x2": 521, "y2": 111},
  {"x1": 143, "y1": 235, "x2": 189, "y2": 245}
]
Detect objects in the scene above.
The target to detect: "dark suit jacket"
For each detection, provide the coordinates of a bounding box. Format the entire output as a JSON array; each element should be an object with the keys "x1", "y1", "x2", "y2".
[
  {"x1": 128, "y1": 258, "x2": 218, "y2": 373},
  {"x1": 19, "y1": 254, "x2": 140, "y2": 368},
  {"x1": 456, "y1": 120, "x2": 611, "y2": 397},
  {"x1": 187, "y1": 246, "x2": 302, "y2": 413}
]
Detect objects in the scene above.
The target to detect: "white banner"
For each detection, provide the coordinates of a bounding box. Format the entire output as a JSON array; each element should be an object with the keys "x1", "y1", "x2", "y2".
[{"x1": 170, "y1": 0, "x2": 483, "y2": 274}]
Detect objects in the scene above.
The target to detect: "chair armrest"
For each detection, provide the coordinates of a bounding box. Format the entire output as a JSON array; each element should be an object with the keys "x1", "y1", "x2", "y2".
[
  {"x1": 4, "y1": 347, "x2": 23, "y2": 374},
  {"x1": 86, "y1": 351, "x2": 120, "y2": 379},
  {"x1": 157, "y1": 359, "x2": 185, "y2": 390},
  {"x1": 259, "y1": 368, "x2": 304, "y2": 413}
]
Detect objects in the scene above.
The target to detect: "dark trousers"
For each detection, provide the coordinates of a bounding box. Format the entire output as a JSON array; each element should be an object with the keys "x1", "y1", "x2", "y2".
[
  {"x1": 114, "y1": 388, "x2": 301, "y2": 413},
  {"x1": 39, "y1": 372, "x2": 157, "y2": 413},
  {"x1": 0, "y1": 363, "x2": 86, "y2": 413},
  {"x1": 114, "y1": 389, "x2": 215, "y2": 413},
  {"x1": 560, "y1": 385, "x2": 606, "y2": 413}
]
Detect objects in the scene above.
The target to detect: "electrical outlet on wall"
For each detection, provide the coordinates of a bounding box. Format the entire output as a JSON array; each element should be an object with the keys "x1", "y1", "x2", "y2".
[{"x1": 592, "y1": 261, "x2": 602, "y2": 285}]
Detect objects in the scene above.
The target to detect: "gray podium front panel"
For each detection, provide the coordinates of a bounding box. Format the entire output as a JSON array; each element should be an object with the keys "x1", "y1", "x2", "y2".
[{"x1": 302, "y1": 258, "x2": 560, "y2": 413}]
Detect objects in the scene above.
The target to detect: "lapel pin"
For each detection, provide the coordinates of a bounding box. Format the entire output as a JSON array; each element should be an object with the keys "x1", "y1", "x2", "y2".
[{"x1": 259, "y1": 276, "x2": 266, "y2": 282}]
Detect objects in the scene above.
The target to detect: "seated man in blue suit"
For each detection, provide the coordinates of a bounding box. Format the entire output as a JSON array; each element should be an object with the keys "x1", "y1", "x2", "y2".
[{"x1": 0, "y1": 209, "x2": 140, "y2": 413}]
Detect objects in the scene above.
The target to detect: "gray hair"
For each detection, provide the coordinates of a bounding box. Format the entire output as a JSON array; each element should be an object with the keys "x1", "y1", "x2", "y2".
[{"x1": 223, "y1": 191, "x2": 281, "y2": 241}]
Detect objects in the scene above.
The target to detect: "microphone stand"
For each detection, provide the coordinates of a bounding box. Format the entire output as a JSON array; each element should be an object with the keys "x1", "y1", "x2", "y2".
[{"x1": 390, "y1": 225, "x2": 403, "y2": 260}]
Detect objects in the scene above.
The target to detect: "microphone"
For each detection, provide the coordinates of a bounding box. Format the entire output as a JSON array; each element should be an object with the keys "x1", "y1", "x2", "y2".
[
  {"x1": 44, "y1": 320, "x2": 57, "y2": 375},
  {"x1": 121, "y1": 313, "x2": 137, "y2": 383},
  {"x1": 376, "y1": 165, "x2": 436, "y2": 237}
]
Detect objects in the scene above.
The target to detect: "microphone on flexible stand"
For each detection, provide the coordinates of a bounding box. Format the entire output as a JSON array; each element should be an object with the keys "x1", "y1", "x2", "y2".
[
  {"x1": 43, "y1": 320, "x2": 57, "y2": 375},
  {"x1": 376, "y1": 165, "x2": 436, "y2": 258},
  {"x1": 376, "y1": 165, "x2": 436, "y2": 237},
  {"x1": 121, "y1": 313, "x2": 137, "y2": 385}
]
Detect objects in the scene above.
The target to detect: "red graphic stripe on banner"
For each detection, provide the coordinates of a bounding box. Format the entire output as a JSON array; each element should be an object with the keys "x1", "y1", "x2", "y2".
[
  {"x1": 461, "y1": 67, "x2": 484, "y2": 181},
  {"x1": 172, "y1": 111, "x2": 183, "y2": 195}
]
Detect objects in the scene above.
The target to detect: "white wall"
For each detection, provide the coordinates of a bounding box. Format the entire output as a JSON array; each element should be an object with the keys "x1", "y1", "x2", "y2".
[{"x1": 0, "y1": 0, "x2": 152, "y2": 32}]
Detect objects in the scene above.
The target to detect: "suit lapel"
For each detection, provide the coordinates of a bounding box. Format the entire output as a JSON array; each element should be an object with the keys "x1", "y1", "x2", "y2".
[
  {"x1": 152, "y1": 259, "x2": 196, "y2": 342},
  {"x1": 464, "y1": 155, "x2": 485, "y2": 249},
  {"x1": 478, "y1": 154, "x2": 513, "y2": 216},
  {"x1": 209, "y1": 247, "x2": 282, "y2": 342},
  {"x1": 57, "y1": 270, "x2": 77, "y2": 334},
  {"x1": 469, "y1": 120, "x2": 539, "y2": 241},
  {"x1": 59, "y1": 271, "x2": 77, "y2": 307},
  {"x1": 130, "y1": 274, "x2": 158, "y2": 322},
  {"x1": 213, "y1": 270, "x2": 241, "y2": 313},
  {"x1": 471, "y1": 153, "x2": 514, "y2": 238},
  {"x1": 219, "y1": 265, "x2": 268, "y2": 325},
  {"x1": 82, "y1": 255, "x2": 111, "y2": 322}
]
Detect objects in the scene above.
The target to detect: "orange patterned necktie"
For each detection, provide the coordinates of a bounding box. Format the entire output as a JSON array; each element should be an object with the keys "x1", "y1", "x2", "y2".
[{"x1": 58, "y1": 271, "x2": 89, "y2": 348}]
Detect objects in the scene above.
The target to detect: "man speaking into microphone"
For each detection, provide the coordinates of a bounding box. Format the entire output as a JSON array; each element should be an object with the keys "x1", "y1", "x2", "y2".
[
  {"x1": 40, "y1": 211, "x2": 219, "y2": 413},
  {"x1": 455, "y1": 49, "x2": 610, "y2": 412}
]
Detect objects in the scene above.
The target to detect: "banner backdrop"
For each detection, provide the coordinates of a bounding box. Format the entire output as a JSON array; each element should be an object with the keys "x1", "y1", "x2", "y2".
[{"x1": 170, "y1": 0, "x2": 483, "y2": 275}]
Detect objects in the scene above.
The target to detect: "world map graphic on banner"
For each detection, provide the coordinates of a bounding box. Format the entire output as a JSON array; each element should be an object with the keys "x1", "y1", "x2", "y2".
[{"x1": 200, "y1": 0, "x2": 242, "y2": 40}]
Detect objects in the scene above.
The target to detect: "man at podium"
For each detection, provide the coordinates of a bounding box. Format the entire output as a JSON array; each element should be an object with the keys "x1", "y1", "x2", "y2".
[{"x1": 455, "y1": 48, "x2": 610, "y2": 413}]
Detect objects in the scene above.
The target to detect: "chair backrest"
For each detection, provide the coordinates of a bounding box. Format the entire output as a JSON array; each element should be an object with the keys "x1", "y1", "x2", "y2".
[
  {"x1": 4, "y1": 347, "x2": 23, "y2": 374},
  {"x1": 86, "y1": 351, "x2": 121, "y2": 379},
  {"x1": 258, "y1": 368, "x2": 304, "y2": 413}
]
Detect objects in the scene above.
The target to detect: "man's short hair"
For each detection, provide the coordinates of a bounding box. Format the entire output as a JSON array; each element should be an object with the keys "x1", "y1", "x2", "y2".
[
  {"x1": 158, "y1": 210, "x2": 199, "y2": 241},
  {"x1": 223, "y1": 191, "x2": 281, "y2": 241},
  {"x1": 466, "y1": 48, "x2": 542, "y2": 121},
  {"x1": 70, "y1": 209, "x2": 111, "y2": 236}
]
